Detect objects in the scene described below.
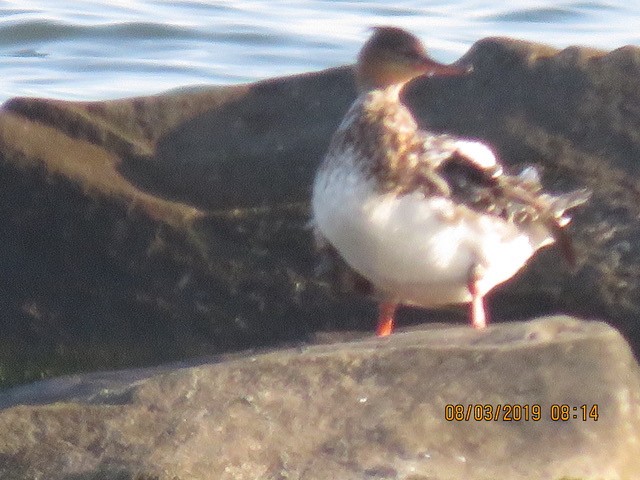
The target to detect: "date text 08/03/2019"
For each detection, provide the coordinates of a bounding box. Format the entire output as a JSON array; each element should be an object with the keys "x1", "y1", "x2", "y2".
[{"x1": 444, "y1": 404, "x2": 599, "y2": 422}]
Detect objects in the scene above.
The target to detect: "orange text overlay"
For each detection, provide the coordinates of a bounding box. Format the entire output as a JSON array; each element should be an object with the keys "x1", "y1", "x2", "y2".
[{"x1": 444, "y1": 404, "x2": 599, "y2": 422}]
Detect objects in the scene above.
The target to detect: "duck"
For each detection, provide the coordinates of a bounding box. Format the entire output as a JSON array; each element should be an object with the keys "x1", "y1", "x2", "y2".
[{"x1": 311, "y1": 26, "x2": 589, "y2": 336}]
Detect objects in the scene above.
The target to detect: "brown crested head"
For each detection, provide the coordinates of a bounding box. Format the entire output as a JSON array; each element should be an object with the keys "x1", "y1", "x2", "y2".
[{"x1": 356, "y1": 26, "x2": 469, "y2": 92}]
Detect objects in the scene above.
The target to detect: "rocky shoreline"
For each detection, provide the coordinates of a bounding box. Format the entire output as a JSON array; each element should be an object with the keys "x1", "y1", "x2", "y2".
[{"x1": 0, "y1": 37, "x2": 640, "y2": 478}]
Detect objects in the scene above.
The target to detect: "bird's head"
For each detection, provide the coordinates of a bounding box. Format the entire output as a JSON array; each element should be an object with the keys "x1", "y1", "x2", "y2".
[{"x1": 356, "y1": 27, "x2": 470, "y2": 92}]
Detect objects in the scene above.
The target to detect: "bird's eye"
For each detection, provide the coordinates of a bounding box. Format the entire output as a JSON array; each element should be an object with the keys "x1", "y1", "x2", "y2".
[
  {"x1": 393, "y1": 48, "x2": 420, "y2": 63},
  {"x1": 403, "y1": 49, "x2": 418, "y2": 59}
]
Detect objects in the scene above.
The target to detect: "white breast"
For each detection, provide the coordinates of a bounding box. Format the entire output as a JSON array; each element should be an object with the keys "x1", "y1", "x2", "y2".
[{"x1": 312, "y1": 156, "x2": 553, "y2": 307}]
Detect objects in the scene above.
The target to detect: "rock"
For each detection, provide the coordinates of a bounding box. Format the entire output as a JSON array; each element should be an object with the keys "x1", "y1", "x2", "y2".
[
  {"x1": 0, "y1": 71, "x2": 357, "y2": 387},
  {"x1": 406, "y1": 39, "x2": 640, "y2": 342},
  {"x1": 0, "y1": 316, "x2": 638, "y2": 479},
  {"x1": 1, "y1": 38, "x2": 640, "y2": 387}
]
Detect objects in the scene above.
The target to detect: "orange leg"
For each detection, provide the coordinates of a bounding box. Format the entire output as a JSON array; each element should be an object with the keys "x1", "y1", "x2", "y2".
[
  {"x1": 468, "y1": 267, "x2": 487, "y2": 329},
  {"x1": 376, "y1": 301, "x2": 398, "y2": 337}
]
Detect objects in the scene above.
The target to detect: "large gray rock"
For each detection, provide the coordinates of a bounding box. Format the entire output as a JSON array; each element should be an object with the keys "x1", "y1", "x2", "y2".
[
  {"x1": 0, "y1": 316, "x2": 637, "y2": 479},
  {"x1": 0, "y1": 37, "x2": 640, "y2": 387}
]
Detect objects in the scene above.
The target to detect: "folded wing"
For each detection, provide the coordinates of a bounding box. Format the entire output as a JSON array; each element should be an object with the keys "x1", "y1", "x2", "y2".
[{"x1": 412, "y1": 134, "x2": 590, "y2": 265}]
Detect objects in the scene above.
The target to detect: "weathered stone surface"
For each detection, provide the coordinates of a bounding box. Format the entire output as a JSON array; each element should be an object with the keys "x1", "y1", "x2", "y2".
[
  {"x1": 0, "y1": 316, "x2": 637, "y2": 480},
  {"x1": 0, "y1": 69, "x2": 358, "y2": 388},
  {"x1": 0, "y1": 38, "x2": 640, "y2": 387},
  {"x1": 406, "y1": 39, "x2": 640, "y2": 342}
]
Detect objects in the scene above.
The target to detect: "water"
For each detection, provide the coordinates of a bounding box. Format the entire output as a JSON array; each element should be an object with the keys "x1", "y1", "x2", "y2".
[{"x1": 0, "y1": 0, "x2": 638, "y2": 103}]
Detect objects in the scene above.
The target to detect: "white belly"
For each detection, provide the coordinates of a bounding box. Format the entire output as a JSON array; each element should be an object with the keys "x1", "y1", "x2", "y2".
[{"x1": 312, "y1": 163, "x2": 552, "y2": 307}]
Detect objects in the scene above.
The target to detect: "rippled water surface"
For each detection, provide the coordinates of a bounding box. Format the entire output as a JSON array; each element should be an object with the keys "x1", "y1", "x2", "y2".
[{"x1": 0, "y1": 0, "x2": 638, "y2": 102}]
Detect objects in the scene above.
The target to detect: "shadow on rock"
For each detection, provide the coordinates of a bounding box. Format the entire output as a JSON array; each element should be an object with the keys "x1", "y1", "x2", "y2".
[{"x1": 0, "y1": 38, "x2": 640, "y2": 388}]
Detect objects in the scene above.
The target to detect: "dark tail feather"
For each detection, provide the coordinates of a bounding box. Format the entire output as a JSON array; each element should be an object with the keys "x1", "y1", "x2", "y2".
[{"x1": 548, "y1": 219, "x2": 577, "y2": 267}]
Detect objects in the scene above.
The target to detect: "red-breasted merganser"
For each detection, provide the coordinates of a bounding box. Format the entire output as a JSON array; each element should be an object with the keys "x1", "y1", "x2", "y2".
[{"x1": 312, "y1": 27, "x2": 589, "y2": 336}]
